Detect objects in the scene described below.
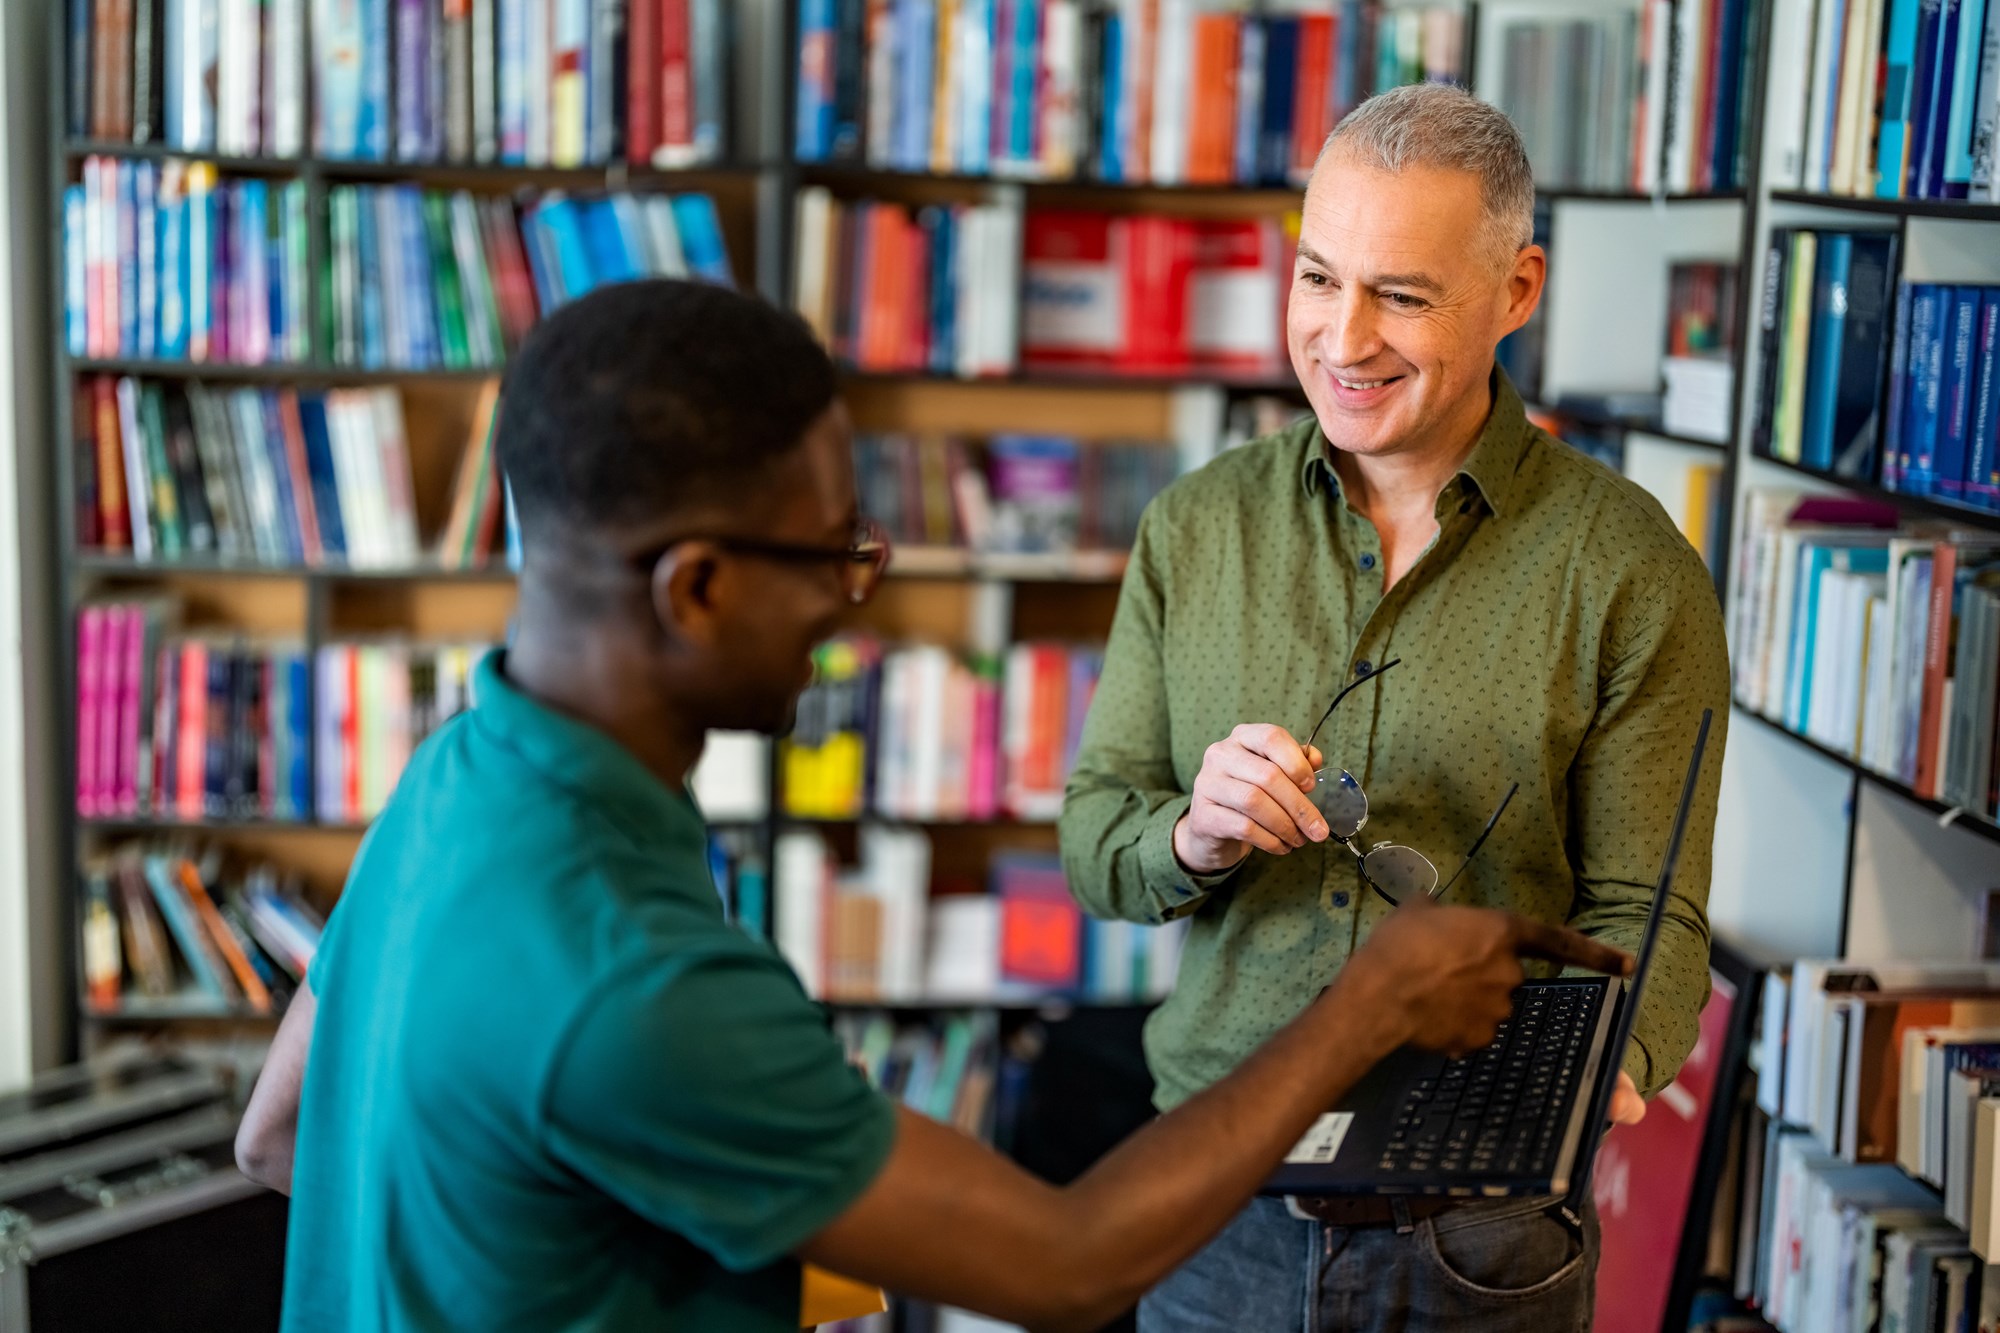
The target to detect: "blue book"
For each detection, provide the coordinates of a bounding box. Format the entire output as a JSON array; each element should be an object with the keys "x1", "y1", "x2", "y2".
[
  {"x1": 1234, "y1": 18, "x2": 1265, "y2": 184},
  {"x1": 63, "y1": 185, "x2": 84, "y2": 356},
  {"x1": 354, "y1": 193, "x2": 387, "y2": 369},
  {"x1": 580, "y1": 199, "x2": 637, "y2": 290},
  {"x1": 258, "y1": 390, "x2": 305, "y2": 563},
  {"x1": 296, "y1": 392, "x2": 347, "y2": 560},
  {"x1": 1829, "y1": 234, "x2": 1899, "y2": 477},
  {"x1": 399, "y1": 187, "x2": 441, "y2": 366},
  {"x1": 159, "y1": 179, "x2": 187, "y2": 359},
  {"x1": 362, "y1": 0, "x2": 392, "y2": 160},
  {"x1": 518, "y1": 207, "x2": 565, "y2": 313},
  {"x1": 1909, "y1": 0, "x2": 1950, "y2": 195},
  {"x1": 897, "y1": 0, "x2": 936, "y2": 172},
  {"x1": 240, "y1": 179, "x2": 270, "y2": 361},
  {"x1": 535, "y1": 198, "x2": 596, "y2": 306},
  {"x1": 929, "y1": 206, "x2": 957, "y2": 373},
  {"x1": 1261, "y1": 17, "x2": 1299, "y2": 184},
  {"x1": 1789, "y1": 544, "x2": 1894, "y2": 728},
  {"x1": 1712, "y1": 0, "x2": 1749, "y2": 187},
  {"x1": 796, "y1": 0, "x2": 836, "y2": 160},
  {"x1": 1906, "y1": 284, "x2": 1951, "y2": 492},
  {"x1": 1879, "y1": 0, "x2": 1928, "y2": 195},
  {"x1": 118, "y1": 161, "x2": 140, "y2": 357},
  {"x1": 671, "y1": 194, "x2": 734, "y2": 286},
  {"x1": 1945, "y1": 0, "x2": 1991, "y2": 194},
  {"x1": 1099, "y1": 9, "x2": 1125, "y2": 180},
  {"x1": 1919, "y1": 0, "x2": 1964, "y2": 197},
  {"x1": 1801, "y1": 233, "x2": 1854, "y2": 470},
  {"x1": 143, "y1": 855, "x2": 229, "y2": 1001},
  {"x1": 1009, "y1": 0, "x2": 1041, "y2": 165},
  {"x1": 135, "y1": 164, "x2": 157, "y2": 360},
  {"x1": 1936, "y1": 286, "x2": 1983, "y2": 500},
  {"x1": 1965, "y1": 291, "x2": 2000, "y2": 508},
  {"x1": 287, "y1": 652, "x2": 313, "y2": 818},
  {"x1": 1886, "y1": 280, "x2": 1917, "y2": 488},
  {"x1": 1337, "y1": 0, "x2": 1366, "y2": 120}
]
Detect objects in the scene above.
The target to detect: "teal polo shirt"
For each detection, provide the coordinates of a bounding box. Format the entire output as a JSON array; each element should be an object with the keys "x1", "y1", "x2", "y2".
[{"x1": 282, "y1": 650, "x2": 896, "y2": 1332}]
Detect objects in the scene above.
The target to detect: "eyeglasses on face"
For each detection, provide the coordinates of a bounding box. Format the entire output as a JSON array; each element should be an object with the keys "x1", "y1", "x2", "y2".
[
  {"x1": 627, "y1": 517, "x2": 892, "y2": 605},
  {"x1": 1303, "y1": 657, "x2": 1519, "y2": 907}
]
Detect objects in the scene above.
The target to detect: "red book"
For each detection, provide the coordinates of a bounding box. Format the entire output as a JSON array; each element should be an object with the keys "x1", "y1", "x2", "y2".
[
  {"x1": 860, "y1": 207, "x2": 902, "y2": 369},
  {"x1": 627, "y1": 0, "x2": 660, "y2": 165},
  {"x1": 276, "y1": 390, "x2": 322, "y2": 562},
  {"x1": 1186, "y1": 14, "x2": 1240, "y2": 184},
  {"x1": 1916, "y1": 541, "x2": 1959, "y2": 798},
  {"x1": 1121, "y1": 216, "x2": 1194, "y2": 373},
  {"x1": 1291, "y1": 15, "x2": 1334, "y2": 174},
  {"x1": 1020, "y1": 211, "x2": 1120, "y2": 368},
  {"x1": 176, "y1": 640, "x2": 207, "y2": 819},
  {"x1": 658, "y1": 0, "x2": 693, "y2": 162},
  {"x1": 996, "y1": 853, "x2": 1081, "y2": 989},
  {"x1": 343, "y1": 646, "x2": 362, "y2": 821},
  {"x1": 1187, "y1": 219, "x2": 1286, "y2": 373},
  {"x1": 904, "y1": 217, "x2": 931, "y2": 371}
]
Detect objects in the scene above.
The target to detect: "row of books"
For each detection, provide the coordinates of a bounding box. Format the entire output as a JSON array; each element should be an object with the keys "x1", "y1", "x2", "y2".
[
  {"x1": 1751, "y1": 960, "x2": 2000, "y2": 1322},
  {"x1": 1888, "y1": 283, "x2": 2000, "y2": 508},
  {"x1": 1021, "y1": 210, "x2": 1294, "y2": 376},
  {"x1": 1749, "y1": 229, "x2": 1899, "y2": 476},
  {"x1": 79, "y1": 844, "x2": 326, "y2": 1016},
  {"x1": 316, "y1": 641, "x2": 487, "y2": 823},
  {"x1": 1767, "y1": 0, "x2": 2000, "y2": 200},
  {"x1": 855, "y1": 433, "x2": 1179, "y2": 555},
  {"x1": 66, "y1": 157, "x2": 311, "y2": 365},
  {"x1": 795, "y1": 0, "x2": 1466, "y2": 186},
  {"x1": 325, "y1": 185, "x2": 732, "y2": 371},
  {"x1": 76, "y1": 604, "x2": 311, "y2": 822},
  {"x1": 75, "y1": 378, "x2": 428, "y2": 569},
  {"x1": 830, "y1": 1010, "x2": 1011, "y2": 1143},
  {"x1": 70, "y1": 0, "x2": 732, "y2": 168},
  {"x1": 782, "y1": 638, "x2": 1102, "y2": 822},
  {"x1": 792, "y1": 190, "x2": 1021, "y2": 378},
  {"x1": 775, "y1": 827, "x2": 1186, "y2": 1004},
  {"x1": 1731, "y1": 490, "x2": 2000, "y2": 814}
]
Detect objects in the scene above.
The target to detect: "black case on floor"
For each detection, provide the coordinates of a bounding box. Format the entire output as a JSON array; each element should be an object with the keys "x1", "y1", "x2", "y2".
[{"x1": 0, "y1": 1055, "x2": 288, "y2": 1332}]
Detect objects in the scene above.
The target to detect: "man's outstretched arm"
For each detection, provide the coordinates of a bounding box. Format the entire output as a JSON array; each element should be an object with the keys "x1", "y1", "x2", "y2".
[{"x1": 235, "y1": 979, "x2": 315, "y2": 1195}]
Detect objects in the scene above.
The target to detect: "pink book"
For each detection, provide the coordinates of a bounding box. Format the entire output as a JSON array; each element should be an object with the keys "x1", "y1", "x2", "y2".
[
  {"x1": 96, "y1": 606, "x2": 128, "y2": 817},
  {"x1": 177, "y1": 640, "x2": 208, "y2": 820},
  {"x1": 968, "y1": 672, "x2": 1002, "y2": 822},
  {"x1": 75, "y1": 606, "x2": 104, "y2": 815},
  {"x1": 116, "y1": 606, "x2": 146, "y2": 814}
]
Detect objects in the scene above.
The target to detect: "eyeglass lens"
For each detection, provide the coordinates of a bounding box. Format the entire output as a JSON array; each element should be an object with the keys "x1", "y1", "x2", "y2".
[
  {"x1": 1359, "y1": 845, "x2": 1440, "y2": 904},
  {"x1": 1309, "y1": 768, "x2": 1369, "y2": 840}
]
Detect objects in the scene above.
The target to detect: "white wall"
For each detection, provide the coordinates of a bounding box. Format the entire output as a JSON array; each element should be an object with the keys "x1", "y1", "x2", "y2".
[{"x1": 0, "y1": 0, "x2": 59, "y2": 1086}]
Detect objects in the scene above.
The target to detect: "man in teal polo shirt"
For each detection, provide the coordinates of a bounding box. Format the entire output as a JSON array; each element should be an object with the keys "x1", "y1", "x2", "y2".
[{"x1": 234, "y1": 278, "x2": 1627, "y2": 1331}]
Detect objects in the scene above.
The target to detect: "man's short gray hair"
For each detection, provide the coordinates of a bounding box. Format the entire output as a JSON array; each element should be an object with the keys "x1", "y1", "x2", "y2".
[{"x1": 1317, "y1": 83, "x2": 1536, "y2": 271}]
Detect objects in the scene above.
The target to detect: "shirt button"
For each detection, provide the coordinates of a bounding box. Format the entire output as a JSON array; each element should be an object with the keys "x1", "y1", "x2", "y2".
[
  {"x1": 1332, "y1": 891, "x2": 1351, "y2": 908},
  {"x1": 1355, "y1": 660, "x2": 1373, "y2": 677},
  {"x1": 1359, "y1": 552, "x2": 1377, "y2": 570}
]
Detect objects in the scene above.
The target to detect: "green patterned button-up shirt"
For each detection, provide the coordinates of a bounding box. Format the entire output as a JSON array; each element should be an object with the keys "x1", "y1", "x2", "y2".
[{"x1": 1059, "y1": 372, "x2": 1730, "y2": 1111}]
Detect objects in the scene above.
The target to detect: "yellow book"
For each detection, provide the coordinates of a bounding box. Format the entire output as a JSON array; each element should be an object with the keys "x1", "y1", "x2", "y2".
[
  {"x1": 930, "y1": 0, "x2": 959, "y2": 172},
  {"x1": 552, "y1": 74, "x2": 586, "y2": 168},
  {"x1": 1682, "y1": 462, "x2": 1717, "y2": 557},
  {"x1": 800, "y1": 1265, "x2": 887, "y2": 1327},
  {"x1": 1774, "y1": 231, "x2": 1818, "y2": 464}
]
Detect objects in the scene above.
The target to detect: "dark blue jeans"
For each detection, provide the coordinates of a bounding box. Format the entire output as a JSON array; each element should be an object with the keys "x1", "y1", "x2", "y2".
[{"x1": 1139, "y1": 1194, "x2": 1600, "y2": 1333}]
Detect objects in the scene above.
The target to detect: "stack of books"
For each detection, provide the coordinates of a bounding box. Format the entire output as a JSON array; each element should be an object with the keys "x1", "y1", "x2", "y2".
[
  {"x1": 74, "y1": 600, "x2": 312, "y2": 823},
  {"x1": 780, "y1": 636, "x2": 1103, "y2": 824},
  {"x1": 1661, "y1": 260, "x2": 1740, "y2": 443},
  {"x1": 775, "y1": 827, "x2": 1186, "y2": 1005},
  {"x1": 1884, "y1": 283, "x2": 2000, "y2": 506},
  {"x1": 1020, "y1": 210, "x2": 1295, "y2": 378},
  {"x1": 79, "y1": 844, "x2": 323, "y2": 1016},
  {"x1": 1748, "y1": 229, "x2": 1900, "y2": 477},
  {"x1": 831, "y1": 1009, "x2": 1007, "y2": 1142},
  {"x1": 794, "y1": 0, "x2": 1467, "y2": 185},
  {"x1": 854, "y1": 432, "x2": 1179, "y2": 555},
  {"x1": 74, "y1": 377, "x2": 426, "y2": 569},
  {"x1": 315, "y1": 641, "x2": 489, "y2": 824},
  {"x1": 791, "y1": 188, "x2": 1021, "y2": 378},
  {"x1": 1731, "y1": 490, "x2": 2000, "y2": 815},
  {"x1": 65, "y1": 158, "x2": 311, "y2": 365},
  {"x1": 1766, "y1": 0, "x2": 2000, "y2": 200},
  {"x1": 325, "y1": 185, "x2": 732, "y2": 371},
  {"x1": 1494, "y1": 0, "x2": 1760, "y2": 194}
]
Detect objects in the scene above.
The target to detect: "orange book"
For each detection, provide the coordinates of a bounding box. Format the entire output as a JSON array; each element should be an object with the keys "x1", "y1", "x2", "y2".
[
  {"x1": 1187, "y1": 15, "x2": 1240, "y2": 184},
  {"x1": 93, "y1": 378, "x2": 130, "y2": 550},
  {"x1": 176, "y1": 859, "x2": 273, "y2": 1013},
  {"x1": 1292, "y1": 15, "x2": 1335, "y2": 174},
  {"x1": 176, "y1": 640, "x2": 207, "y2": 819},
  {"x1": 1130, "y1": 0, "x2": 1159, "y2": 183}
]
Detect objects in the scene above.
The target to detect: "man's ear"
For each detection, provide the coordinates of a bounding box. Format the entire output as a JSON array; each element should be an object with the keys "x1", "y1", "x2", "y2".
[
  {"x1": 650, "y1": 542, "x2": 725, "y2": 648},
  {"x1": 1500, "y1": 244, "x2": 1547, "y2": 340}
]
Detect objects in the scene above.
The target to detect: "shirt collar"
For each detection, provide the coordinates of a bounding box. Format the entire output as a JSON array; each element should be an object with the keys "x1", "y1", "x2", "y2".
[
  {"x1": 1298, "y1": 368, "x2": 1534, "y2": 520},
  {"x1": 469, "y1": 648, "x2": 709, "y2": 863}
]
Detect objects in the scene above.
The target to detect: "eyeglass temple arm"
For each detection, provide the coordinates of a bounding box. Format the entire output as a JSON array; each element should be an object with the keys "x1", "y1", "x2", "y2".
[
  {"x1": 1434, "y1": 781, "x2": 1520, "y2": 901},
  {"x1": 1302, "y1": 657, "x2": 1404, "y2": 757}
]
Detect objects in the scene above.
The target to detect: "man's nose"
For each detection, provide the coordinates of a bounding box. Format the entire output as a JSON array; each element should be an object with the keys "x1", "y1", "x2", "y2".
[{"x1": 1321, "y1": 290, "x2": 1381, "y2": 370}]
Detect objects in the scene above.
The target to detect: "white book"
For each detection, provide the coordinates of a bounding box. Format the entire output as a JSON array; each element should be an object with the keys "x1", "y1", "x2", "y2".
[
  {"x1": 373, "y1": 191, "x2": 409, "y2": 367},
  {"x1": 447, "y1": 195, "x2": 500, "y2": 364},
  {"x1": 1971, "y1": 0, "x2": 2000, "y2": 201},
  {"x1": 953, "y1": 207, "x2": 986, "y2": 379},
  {"x1": 983, "y1": 203, "x2": 1022, "y2": 376},
  {"x1": 1764, "y1": 0, "x2": 1824, "y2": 188},
  {"x1": 1758, "y1": 968, "x2": 1793, "y2": 1117},
  {"x1": 1804, "y1": 0, "x2": 1850, "y2": 190},
  {"x1": 1040, "y1": 0, "x2": 1082, "y2": 179},
  {"x1": 953, "y1": 0, "x2": 994, "y2": 173},
  {"x1": 526, "y1": 0, "x2": 553, "y2": 164},
  {"x1": 368, "y1": 389, "x2": 420, "y2": 562},
  {"x1": 228, "y1": 390, "x2": 284, "y2": 563},
  {"x1": 1637, "y1": 0, "x2": 1671, "y2": 193},
  {"x1": 114, "y1": 379, "x2": 153, "y2": 559},
  {"x1": 1946, "y1": 1068, "x2": 2000, "y2": 1226},
  {"x1": 1149, "y1": 0, "x2": 1193, "y2": 185},
  {"x1": 325, "y1": 391, "x2": 380, "y2": 566},
  {"x1": 1666, "y1": 0, "x2": 1703, "y2": 191},
  {"x1": 774, "y1": 832, "x2": 830, "y2": 998},
  {"x1": 638, "y1": 197, "x2": 687, "y2": 280},
  {"x1": 907, "y1": 647, "x2": 951, "y2": 820},
  {"x1": 1831, "y1": 0, "x2": 1887, "y2": 194},
  {"x1": 873, "y1": 653, "x2": 910, "y2": 817},
  {"x1": 1860, "y1": 592, "x2": 1895, "y2": 767},
  {"x1": 472, "y1": 0, "x2": 498, "y2": 161},
  {"x1": 265, "y1": 0, "x2": 305, "y2": 156},
  {"x1": 860, "y1": 824, "x2": 931, "y2": 1002},
  {"x1": 1972, "y1": 1098, "x2": 2000, "y2": 1256},
  {"x1": 215, "y1": 0, "x2": 260, "y2": 156},
  {"x1": 689, "y1": 731, "x2": 768, "y2": 821},
  {"x1": 864, "y1": 0, "x2": 897, "y2": 168},
  {"x1": 792, "y1": 187, "x2": 833, "y2": 342}
]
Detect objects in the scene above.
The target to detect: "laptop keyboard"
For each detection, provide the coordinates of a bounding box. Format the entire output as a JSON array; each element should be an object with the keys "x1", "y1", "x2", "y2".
[{"x1": 1378, "y1": 985, "x2": 1603, "y2": 1179}]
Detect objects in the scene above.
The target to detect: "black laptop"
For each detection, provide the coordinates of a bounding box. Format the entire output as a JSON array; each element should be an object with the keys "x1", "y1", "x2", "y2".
[{"x1": 1265, "y1": 708, "x2": 1711, "y2": 1202}]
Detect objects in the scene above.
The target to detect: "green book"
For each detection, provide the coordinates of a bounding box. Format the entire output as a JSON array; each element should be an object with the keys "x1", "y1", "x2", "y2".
[
  {"x1": 451, "y1": 193, "x2": 505, "y2": 367},
  {"x1": 282, "y1": 181, "x2": 310, "y2": 363},
  {"x1": 422, "y1": 194, "x2": 472, "y2": 370},
  {"x1": 328, "y1": 188, "x2": 357, "y2": 366},
  {"x1": 138, "y1": 383, "x2": 184, "y2": 559},
  {"x1": 1775, "y1": 230, "x2": 1819, "y2": 464}
]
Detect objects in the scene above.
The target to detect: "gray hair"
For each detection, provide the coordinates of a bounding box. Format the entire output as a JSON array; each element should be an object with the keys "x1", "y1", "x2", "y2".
[{"x1": 1316, "y1": 83, "x2": 1536, "y2": 270}]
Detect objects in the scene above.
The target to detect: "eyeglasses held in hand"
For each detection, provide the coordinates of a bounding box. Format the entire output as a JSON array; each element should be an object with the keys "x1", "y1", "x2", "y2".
[
  {"x1": 628, "y1": 517, "x2": 892, "y2": 605},
  {"x1": 1303, "y1": 658, "x2": 1519, "y2": 907}
]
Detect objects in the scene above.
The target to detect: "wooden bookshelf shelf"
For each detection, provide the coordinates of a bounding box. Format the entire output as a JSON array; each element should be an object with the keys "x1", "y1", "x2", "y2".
[
  {"x1": 61, "y1": 140, "x2": 307, "y2": 173},
  {"x1": 70, "y1": 357, "x2": 501, "y2": 384},
  {"x1": 75, "y1": 554, "x2": 518, "y2": 583},
  {"x1": 78, "y1": 815, "x2": 368, "y2": 835},
  {"x1": 1733, "y1": 704, "x2": 2000, "y2": 848},
  {"x1": 62, "y1": 141, "x2": 764, "y2": 184},
  {"x1": 1767, "y1": 190, "x2": 2000, "y2": 221},
  {"x1": 843, "y1": 366, "x2": 1302, "y2": 394},
  {"x1": 1747, "y1": 454, "x2": 2000, "y2": 535}
]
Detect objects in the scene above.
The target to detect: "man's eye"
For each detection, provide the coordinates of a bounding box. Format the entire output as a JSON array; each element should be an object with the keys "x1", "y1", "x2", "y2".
[
  {"x1": 1300, "y1": 272, "x2": 1330, "y2": 287},
  {"x1": 1385, "y1": 292, "x2": 1425, "y2": 309}
]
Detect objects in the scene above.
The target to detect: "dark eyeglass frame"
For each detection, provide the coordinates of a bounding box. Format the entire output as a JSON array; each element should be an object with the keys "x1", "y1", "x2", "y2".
[
  {"x1": 627, "y1": 517, "x2": 892, "y2": 605},
  {"x1": 1305, "y1": 657, "x2": 1519, "y2": 907}
]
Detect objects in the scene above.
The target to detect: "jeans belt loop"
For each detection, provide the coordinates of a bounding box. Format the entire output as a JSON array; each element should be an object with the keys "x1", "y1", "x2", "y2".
[{"x1": 1390, "y1": 1197, "x2": 1414, "y2": 1235}]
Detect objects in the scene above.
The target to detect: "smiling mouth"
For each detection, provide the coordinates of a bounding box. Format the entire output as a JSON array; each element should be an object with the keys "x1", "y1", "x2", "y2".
[{"x1": 1337, "y1": 376, "x2": 1394, "y2": 390}]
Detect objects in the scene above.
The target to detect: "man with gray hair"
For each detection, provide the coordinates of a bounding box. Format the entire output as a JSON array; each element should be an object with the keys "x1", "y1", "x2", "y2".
[{"x1": 1060, "y1": 82, "x2": 1730, "y2": 1330}]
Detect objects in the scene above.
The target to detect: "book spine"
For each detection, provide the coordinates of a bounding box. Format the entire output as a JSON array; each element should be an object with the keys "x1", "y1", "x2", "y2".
[{"x1": 1968, "y1": 292, "x2": 2000, "y2": 507}]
